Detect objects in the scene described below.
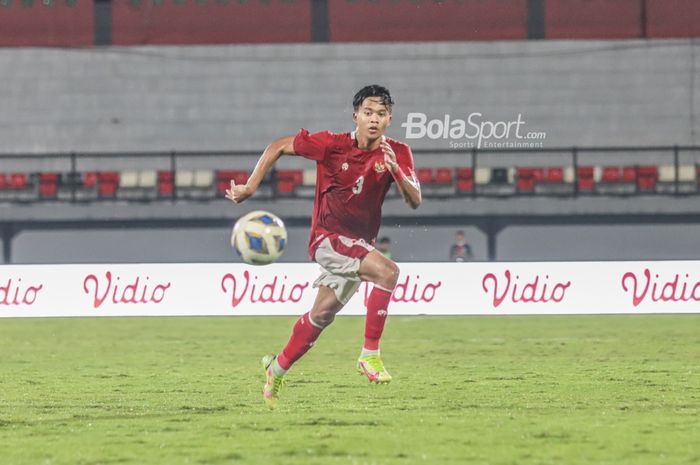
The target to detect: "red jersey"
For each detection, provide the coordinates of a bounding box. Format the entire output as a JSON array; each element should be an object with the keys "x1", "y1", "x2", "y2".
[{"x1": 292, "y1": 128, "x2": 417, "y2": 258}]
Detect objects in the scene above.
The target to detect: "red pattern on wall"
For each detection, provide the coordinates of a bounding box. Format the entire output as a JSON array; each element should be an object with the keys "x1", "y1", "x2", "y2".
[
  {"x1": 112, "y1": 1, "x2": 311, "y2": 45},
  {"x1": 0, "y1": 1, "x2": 93, "y2": 46},
  {"x1": 646, "y1": 0, "x2": 700, "y2": 38},
  {"x1": 545, "y1": 0, "x2": 641, "y2": 39},
  {"x1": 329, "y1": 0, "x2": 528, "y2": 42}
]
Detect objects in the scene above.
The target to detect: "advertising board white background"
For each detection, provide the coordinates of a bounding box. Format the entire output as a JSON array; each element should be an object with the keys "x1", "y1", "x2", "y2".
[{"x1": 1, "y1": 262, "x2": 699, "y2": 317}]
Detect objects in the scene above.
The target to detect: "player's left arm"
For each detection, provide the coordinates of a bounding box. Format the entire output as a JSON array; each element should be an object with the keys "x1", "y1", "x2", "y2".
[{"x1": 381, "y1": 141, "x2": 421, "y2": 209}]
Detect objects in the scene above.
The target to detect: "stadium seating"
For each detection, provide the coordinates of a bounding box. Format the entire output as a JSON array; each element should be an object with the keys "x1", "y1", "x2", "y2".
[
  {"x1": 455, "y1": 168, "x2": 474, "y2": 195},
  {"x1": 98, "y1": 172, "x2": 119, "y2": 199},
  {"x1": 172, "y1": 169, "x2": 215, "y2": 200},
  {"x1": 276, "y1": 170, "x2": 303, "y2": 197},
  {"x1": 657, "y1": 164, "x2": 697, "y2": 194},
  {"x1": 416, "y1": 168, "x2": 456, "y2": 197},
  {"x1": 0, "y1": 173, "x2": 36, "y2": 202},
  {"x1": 216, "y1": 170, "x2": 248, "y2": 196},
  {"x1": 517, "y1": 167, "x2": 573, "y2": 195},
  {"x1": 576, "y1": 166, "x2": 595, "y2": 193},
  {"x1": 597, "y1": 165, "x2": 636, "y2": 195},
  {"x1": 516, "y1": 167, "x2": 538, "y2": 194},
  {"x1": 117, "y1": 170, "x2": 157, "y2": 201},
  {"x1": 38, "y1": 173, "x2": 59, "y2": 199},
  {"x1": 476, "y1": 167, "x2": 515, "y2": 196},
  {"x1": 296, "y1": 169, "x2": 317, "y2": 198},
  {"x1": 678, "y1": 165, "x2": 697, "y2": 193},
  {"x1": 0, "y1": 162, "x2": 698, "y2": 204},
  {"x1": 158, "y1": 171, "x2": 175, "y2": 198},
  {"x1": 637, "y1": 165, "x2": 658, "y2": 192}
]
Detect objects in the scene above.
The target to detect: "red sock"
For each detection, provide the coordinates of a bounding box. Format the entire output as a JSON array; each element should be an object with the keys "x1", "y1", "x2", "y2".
[
  {"x1": 364, "y1": 286, "x2": 392, "y2": 351},
  {"x1": 277, "y1": 312, "x2": 323, "y2": 370}
]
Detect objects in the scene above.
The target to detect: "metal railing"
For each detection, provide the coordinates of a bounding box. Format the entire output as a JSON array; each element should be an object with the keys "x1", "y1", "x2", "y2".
[{"x1": 0, "y1": 145, "x2": 698, "y2": 203}]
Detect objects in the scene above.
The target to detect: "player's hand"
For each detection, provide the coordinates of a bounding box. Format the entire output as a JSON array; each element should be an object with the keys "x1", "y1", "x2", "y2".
[
  {"x1": 381, "y1": 141, "x2": 399, "y2": 174},
  {"x1": 225, "y1": 180, "x2": 252, "y2": 204}
]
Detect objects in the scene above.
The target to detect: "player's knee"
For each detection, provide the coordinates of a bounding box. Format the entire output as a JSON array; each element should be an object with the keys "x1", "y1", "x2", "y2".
[
  {"x1": 382, "y1": 261, "x2": 400, "y2": 289},
  {"x1": 311, "y1": 308, "x2": 335, "y2": 327}
]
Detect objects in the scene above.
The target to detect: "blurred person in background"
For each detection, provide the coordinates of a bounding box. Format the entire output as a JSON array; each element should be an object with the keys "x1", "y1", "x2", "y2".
[
  {"x1": 377, "y1": 236, "x2": 393, "y2": 260},
  {"x1": 449, "y1": 230, "x2": 473, "y2": 262}
]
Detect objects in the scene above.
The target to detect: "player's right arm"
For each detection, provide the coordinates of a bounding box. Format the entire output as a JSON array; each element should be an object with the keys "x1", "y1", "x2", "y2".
[{"x1": 225, "y1": 136, "x2": 296, "y2": 204}]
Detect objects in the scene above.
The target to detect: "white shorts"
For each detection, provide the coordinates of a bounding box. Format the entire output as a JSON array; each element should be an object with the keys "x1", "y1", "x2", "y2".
[{"x1": 312, "y1": 234, "x2": 374, "y2": 305}]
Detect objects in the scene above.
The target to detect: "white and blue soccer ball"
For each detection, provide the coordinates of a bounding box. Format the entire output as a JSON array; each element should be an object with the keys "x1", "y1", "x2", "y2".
[{"x1": 231, "y1": 210, "x2": 287, "y2": 265}]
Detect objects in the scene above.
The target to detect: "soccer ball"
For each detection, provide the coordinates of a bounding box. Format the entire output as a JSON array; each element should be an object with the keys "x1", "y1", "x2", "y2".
[{"x1": 231, "y1": 210, "x2": 288, "y2": 265}]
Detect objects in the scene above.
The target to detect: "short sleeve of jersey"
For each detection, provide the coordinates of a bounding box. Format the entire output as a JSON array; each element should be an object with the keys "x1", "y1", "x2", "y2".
[
  {"x1": 293, "y1": 128, "x2": 332, "y2": 162},
  {"x1": 395, "y1": 144, "x2": 417, "y2": 183}
]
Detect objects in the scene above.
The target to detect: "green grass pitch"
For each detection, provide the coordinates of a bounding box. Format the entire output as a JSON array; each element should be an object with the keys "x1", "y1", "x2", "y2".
[{"x1": 1, "y1": 315, "x2": 698, "y2": 465}]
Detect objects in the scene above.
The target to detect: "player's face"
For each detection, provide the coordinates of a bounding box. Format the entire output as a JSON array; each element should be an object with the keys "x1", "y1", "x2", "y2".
[{"x1": 353, "y1": 97, "x2": 392, "y2": 141}]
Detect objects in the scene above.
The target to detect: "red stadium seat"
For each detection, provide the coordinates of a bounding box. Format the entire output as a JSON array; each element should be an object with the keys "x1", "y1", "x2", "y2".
[
  {"x1": 602, "y1": 166, "x2": 621, "y2": 183},
  {"x1": 158, "y1": 171, "x2": 174, "y2": 197},
  {"x1": 84, "y1": 172, "x2": 98, "y2": 189},
  {"x1": 275, "y1": 170, "x2": 303, "y2": 195},
  {"x1": 39, "y1": 173, "x2": 58, "y2": 183},
  {"x1": 416, "y1": 168, "x2": 434, "y2": 185},
  {"x1": 455, "y1": 168, "x2": 474, "y2": 193},
  {"x1": 457, "y1": 179, "x2": 474, "y2": 192},
  {"x1": 578, "y1": 178, "x2": 594, "y2": 191},
  {"x1": 638, "y1": 176, "x2": 657, "y2": 191},
  {"x1": 276, "y1": 170, "x2": 303, "y2": 185},
  {"x1": 158, "y1": 171, "x2": 173, "y2": 182},
  {"x1": 99, "y1": 183, "x2": 117, "y2": 198},
  {"x1": 456, "y1": 168, "x2": 473, "y2": 180},
  {"x1": 577, "y1": 166, "x2": 594, "y2": 191},
  {"x1": 217, "y1": 170, "x2": 248, "y2": 194},
  {"x1": 159, "y1": 183, "x2": 174, "y2": 196},
  {"x1": 516, "y1": 167, "x2": 536, "y2": 192},
  {"x1": 435, "y1": 168, "x2": 453, "y2": 185},
  {"x1": 517, "y1": 167, "x2": 534, "y2": 178},
  {"x1": 532, "y1": 168, "x2": 545, "y2": 182},
  {"x1": 638, "y1": 165, "x2": 658, "y2": 177},
  {"x1": 517, "y1": 178, "x2": 536, "y2": 193},
  {"x1": 98, "y1": 172, "x2": 119, "y2": 198},
  {"x1": 39, "y1": 183, "x2": 57, "y2": 198},
  {"x1": 276, "y1": 180, "x2": 296, "y2": 194},
  {"x1": 98, "y1": 172, "x2": 119, "y2": 183},
  {"x1": 10, "y1": 173, "x2": 27, "y2": 189},
  {"x1": 38, "y1": 173, "x2": 59, "y2": 198},
  {"x1": 547, "y1": 167, "x2": 564, "y2": 183},
  {"x1": 622, "y1": 166, "x2": 637, "y2": 182},
  {"x1": 0, "y1": 173, "x2": 6, "y2": 190}
]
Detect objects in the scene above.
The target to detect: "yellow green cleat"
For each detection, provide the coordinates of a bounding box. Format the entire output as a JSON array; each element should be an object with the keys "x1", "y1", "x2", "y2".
[
  {"x1": 357, "y1": 354, "x2": 392, "y2": 384},
  {"x1": 261, "y1": 355, "x2": 285, "y2": 410}
]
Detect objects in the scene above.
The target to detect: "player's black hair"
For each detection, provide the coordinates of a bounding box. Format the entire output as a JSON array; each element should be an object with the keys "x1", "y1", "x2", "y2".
[
  {"x1": 353, "y1": 85, "x2": 394, "y2": 112},
  {"x1": 379, "y1": 236, "x2": 392, "y2": 244}
]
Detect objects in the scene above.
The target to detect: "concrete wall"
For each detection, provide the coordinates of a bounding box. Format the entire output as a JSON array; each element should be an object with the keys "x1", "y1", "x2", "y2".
[
  {"x1": 10, "y1": 223, "x2": 700, "y2": 264},
  {"x1": 0, "y1": 39, "x2": 697, "y2": 154}
]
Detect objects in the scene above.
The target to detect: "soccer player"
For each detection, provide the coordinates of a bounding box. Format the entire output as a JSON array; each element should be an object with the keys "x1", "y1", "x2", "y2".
[{"x1": 226, "y1": 85, "x2": 421, "y2": 409}]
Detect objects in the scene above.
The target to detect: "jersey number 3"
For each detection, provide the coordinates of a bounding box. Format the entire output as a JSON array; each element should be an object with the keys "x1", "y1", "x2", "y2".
[{"x1": 352, "y1": 176, "x2": 364, "y2": 194}]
